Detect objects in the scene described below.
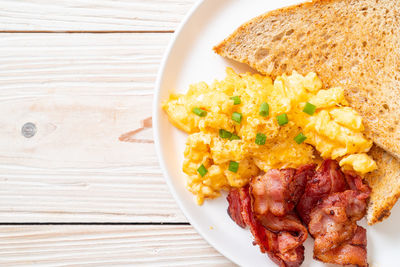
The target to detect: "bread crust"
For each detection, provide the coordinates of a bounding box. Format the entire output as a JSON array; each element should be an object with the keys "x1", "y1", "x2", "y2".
[{"x1": 214, "y1": 0, "x2": 342, "y2": 56}]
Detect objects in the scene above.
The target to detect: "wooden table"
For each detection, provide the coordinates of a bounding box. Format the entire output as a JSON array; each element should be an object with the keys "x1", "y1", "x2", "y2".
[{"x1": 0, "y1": 0, "x2": 234, "y2": 265}]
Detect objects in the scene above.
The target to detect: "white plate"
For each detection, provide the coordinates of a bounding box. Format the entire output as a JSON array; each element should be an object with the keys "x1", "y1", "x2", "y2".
[{"x1": 153, "y1": 0, "x2": 400, "y2": 266}]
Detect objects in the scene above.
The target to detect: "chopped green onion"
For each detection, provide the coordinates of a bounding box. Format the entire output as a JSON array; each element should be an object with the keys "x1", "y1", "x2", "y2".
[
  {"x1": 259, "y1": 102, "x2": 270, "y2": 117},
  {"x1": 192, "y1": 107, "x2": 207, "y2": 117},
  {"x1": 228, "y1": 161, "x2": 239, "y2": 173},
  {"x1": 276, "y1": 113, "x2": 289, "y2": 126},
  {"x1": 303, "y1": 102, "x2": 316, "y2": 115},
  {"x1": 230, "y1": 96, "x2": 241, "y2": 105},
  {"x1": 230, "y1": 134, "x2": 240, "y2": 141},
  {"x1": 255, "y1": 133, "x2": 266, "y2": 145},
  {"x1": 232, "y1": 112, "x2": 242, "y2": 124},
  {"x1": 294, "y1": 133, "x2": 307, "y2": 144},
  {"x1": 197, "y1": 164, "x2": 208, "y2": 177},
  {"x1": 219, "y1": 129, "x2": 232, "y2": 139}
]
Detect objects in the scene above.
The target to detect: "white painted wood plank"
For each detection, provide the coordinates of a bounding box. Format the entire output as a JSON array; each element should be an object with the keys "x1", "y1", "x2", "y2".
[
  {"x1": 0, "y1": 33, "x2": 191, "y2": 222},
  {"x1": 0, "y1": 33, "x2": 166, "y2": 168},
  {"x1": 0, "y1": 0, "x2": 197, "y2": 32},
  {"x1": 0, "y1": 167, "x2": 185, "y2": 222},
  {"x1": 0, "y1": 33, "x2": 170, "y2": 97},
  {"x1": 0, "y1": 225, "x2": 234, "y2": 266}
]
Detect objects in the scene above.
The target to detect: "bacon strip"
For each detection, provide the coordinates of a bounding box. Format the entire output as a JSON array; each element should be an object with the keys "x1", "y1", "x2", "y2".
[
  {"x1": 227, "y1": 160, "x2": 370, "y2": 267},
  {"x1": 251, "y1": 165, "x2": 314, "y2": 218},
  {"x1": 344, "y1": 171, "x2": 371, "y2": 197},
  {"x1": 308, "y1": 191, "x2": 367, "y2": 252},
  {"x1": 298, "y1": 159, "x2": 370, "y2": 267},
  {"x1": 315, "y1": 226, "x2": 367, "y2": 266},
  {"x1": 227, "y1": 186, "x2": 304, "y2": 267},
  {"x1": 250, "y1": 167, "x2": 314, "y2": 263},
  {"x1": 227, "y1": 187, "x2": 246, "y2": 228},
  {"x1": 296, "y1": 159, "x2": 348, "y2": 224},
  {"x1": 227, "y1": 166, "x2": 314, "y2": 267}
]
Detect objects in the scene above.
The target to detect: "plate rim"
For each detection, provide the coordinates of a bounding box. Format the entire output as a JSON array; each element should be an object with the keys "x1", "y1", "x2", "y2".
[
  {"x1": 152, "y1": 0, "x2": 245, "y2": 265},
  {"x1": 152, "y1": 1, "x2": 400, "y2": 266}
]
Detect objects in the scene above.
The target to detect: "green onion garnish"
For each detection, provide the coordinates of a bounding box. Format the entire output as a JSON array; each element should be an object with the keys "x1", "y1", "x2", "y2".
[
  {"x1": 232, "y1": 112, "x2": 242, "y2": 124},
  {"x1": 276, "y1": 113, "x2": 289, "y2": 126},
  {"x1": 192, "y1": 107, "x2": 207, "y2": 117},
  {"x1": 303, "y1": 102, "x2": 316, "y2": 115},
  {"x1": 230, "y1": 134, "x2": 240, "y2": 141},
  {"x1": 197, "y1": 164, "x2": 208, "y2": 177},
  {"x1": 230, "y1": 96, "x2": 241, "y2": 105},
  {"x1": 294, "y1": 133, "x2": 307, "y2": 144},
  {"x1": 219, "y1": 129, "x2": 232, "y2": 139},
  {"x1": 255, "y1": 133, "x2": 267, "y2": 145},
  {"x1": 228, "y1": 161, "x2": 239, "y2": 173},
  {"x1": 259, "y1": 102, "x2": 270, "y2": 117}
]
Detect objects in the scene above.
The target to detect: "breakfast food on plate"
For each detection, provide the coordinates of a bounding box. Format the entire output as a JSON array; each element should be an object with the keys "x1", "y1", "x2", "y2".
[
  {"x1": 163, "y1": 69, "x2": 376, "y2": 204},
  {"x1": 162, "y1": 69, "x2": 376, "y2": 266},
  {"x1": 213, "y1": 0, "x2": 400, "y2": 225},
  {"x1": 161, "y1": 0, "x2": 400, "y2": 265}
]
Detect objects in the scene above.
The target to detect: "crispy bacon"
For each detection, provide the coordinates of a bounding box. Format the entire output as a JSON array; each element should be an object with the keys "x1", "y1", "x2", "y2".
[
  {"x1": 299, "y1": 159, "x2": 370, "y2": 267},
  {"x1": 227, "y1": 187, "x2": 246, "y2": 228},
  {"x1": 308, "y1": 191, "x2": 367, "y2": 253},
  {"x1": 257, "y1": 212, "x2": 307, "y2": 236},
  {"x1": 227, "y1": 166, "x2": 315, "y2": 267},
  {"x1": 251, "y1": 169, "x2": 296, "y2": 217},
  {"x1": 344, "y1": 171, "x2": 371, "y2": 197},
  {"x1": 227, "y1": 186, "x2": 271, "y2": 253},
  {"x1": 316, "y1": 242, "x2": 367, "y2": 267},
  {"x1": 251, "y1": 165, "x2": 314, "y2": 218},
  {"x1": 351, "y1": 226, "x2": 367, "y2": 246},
  {"x1": 227, "y1": 186, "x2": 304, "y2": 267},
  {"x1": 289, "y1": 164, "x2": 316, "y2": 205},
  {"x1": 249, "y1": 167, "x2": 313, "y2": 260},
  {"x1": 314, "y1": 225, "x2": 368, "y2": 267},
  {"x1": 227, "y1": 159, "x2": 370, "y2": 267},
  {"x1": 297, "y1": 159, "x2": 348, "y2": 224}
]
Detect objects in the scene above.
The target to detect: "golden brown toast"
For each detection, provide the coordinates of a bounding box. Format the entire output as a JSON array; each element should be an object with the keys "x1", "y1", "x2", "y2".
[
  {"x1": 366, "y1": 146, "x2": 400, "y2": 224},
  {"x1": 214, "y1": 0, "x2": 400, "y2": 225}
]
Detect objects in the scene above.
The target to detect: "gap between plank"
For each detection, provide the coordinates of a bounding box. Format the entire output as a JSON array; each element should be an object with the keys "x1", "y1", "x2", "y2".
[
  {"x1": 0, "y1": 30, "x2": 174, "y2": 34},
  {"x1": 0, "y1": 222, "x2": 190, "y2": 225}
]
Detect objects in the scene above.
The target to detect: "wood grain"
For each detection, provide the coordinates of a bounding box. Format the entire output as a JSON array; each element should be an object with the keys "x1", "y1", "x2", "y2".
[
  {"x1": 0, "y1": 33, "x2": 189, "y2": 222},
  {"x1": 0, "y1": 0, "x2": 197, "y2": 32},
  {"x1": 0, "y1": 1, "x2": 234, "y2": 265},
  {"x1": 0, "y1": 33, "x2": 165, "y2": 167},
  {"x1": 0, "y1": 225, "x2": 234, "y2": 266}
]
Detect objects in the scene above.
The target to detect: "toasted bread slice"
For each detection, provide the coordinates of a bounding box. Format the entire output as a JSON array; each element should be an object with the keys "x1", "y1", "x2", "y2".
[
  {"x1": 213, "y1": 0, "x2": 400, "y2": 224},
  {"x1": 214, "y1": 0, "x2": 400, "y2": 159},
  {"x1": 366, "y1": 146, "x2": 400, "y2": 224}
]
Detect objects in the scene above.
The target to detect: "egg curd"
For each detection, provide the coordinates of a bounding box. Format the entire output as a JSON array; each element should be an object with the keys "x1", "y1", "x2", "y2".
[{"x1": 162, "y1": 68, "x2": 376, "y2": 204}]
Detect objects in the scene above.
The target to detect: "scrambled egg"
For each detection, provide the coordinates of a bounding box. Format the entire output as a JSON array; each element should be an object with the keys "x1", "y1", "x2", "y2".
[{"x1": 163, "y1": 68, "x2": 376, "y2": 204}]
